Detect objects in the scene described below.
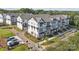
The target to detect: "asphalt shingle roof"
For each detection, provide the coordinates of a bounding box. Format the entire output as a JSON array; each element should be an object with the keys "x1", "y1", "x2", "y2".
[
  {"x1": 33, "y1": 14, "x2": 51, "y2": 22},
  {"x1": 17, "y1": 13, "x2": 68, "y2": 22},
  {"x1": 19, "y1": 13, "x2": 33, "y2": 20}
]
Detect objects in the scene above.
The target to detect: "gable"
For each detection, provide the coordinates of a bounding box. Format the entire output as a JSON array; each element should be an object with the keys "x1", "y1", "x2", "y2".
[
  {"x1": 39, "y1": 18, "x2": 45, "y2": 23},
  {"x1": 6, "y1": 15, "x2": 11, "y2": 19},
  {"x1": 28, "y1": 17, "x2": 38, "y2": 26},
  {"x1": 17, "y1": 16, "x2": 23, "y2": 22},
  {"x1": 28, "y1": 17, "x2": 37, "y2": 23}
]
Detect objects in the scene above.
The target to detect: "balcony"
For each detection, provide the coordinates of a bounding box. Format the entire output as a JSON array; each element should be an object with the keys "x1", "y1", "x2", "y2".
[
  {"x1": 39, "y1": 28, "x2": 46, "y2": 33},
  {"x1": 46, "y1": 25, "x2": 51, "y2": 27}
]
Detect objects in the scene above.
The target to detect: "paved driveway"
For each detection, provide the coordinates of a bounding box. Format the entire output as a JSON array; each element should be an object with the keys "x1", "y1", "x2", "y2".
[{"x1": 9, "y1": 28, "x2": 45, "y2": 51}]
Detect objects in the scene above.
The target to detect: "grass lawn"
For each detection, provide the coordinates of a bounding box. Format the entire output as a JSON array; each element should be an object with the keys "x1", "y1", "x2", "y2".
[
  {"x1": 12, "y1": 44, "x2": 29, "y2": 51},
  {"x1": 46, "y1": 41, "x2": 67, "y2": 51},
  {"x1": 41, "y1": 37, "x2": 60, "y2": 45},
  {"x1": 0, "y1": 48, "x2": 7, "y2": 51},
  {"x1": 0, "y1": 29, "x2": 14, "y2": 38}
]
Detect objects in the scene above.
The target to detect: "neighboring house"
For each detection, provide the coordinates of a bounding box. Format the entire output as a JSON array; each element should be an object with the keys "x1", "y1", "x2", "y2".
[
  {"x1": 17, "y1": 13, "x2": 32, "y2": 30},
  {"x1": 0, "y1": 14, "x2": 3, "y2": 24},
  {"x1": 5, "y1": 13, "x2": 18, "y2": 25},
  {"x1": 28, "y1": 16, "x2": 46, "y2": 38}
]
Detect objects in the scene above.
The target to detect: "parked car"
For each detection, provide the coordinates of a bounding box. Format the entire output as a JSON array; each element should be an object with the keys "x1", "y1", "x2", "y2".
[
  {"x1": 7, "y1": 36, "x2": 19, "y2": 47},
  {"x1": 7, "y1": 37, "x2": 15, "y2": 41},
  {"x1": 7, "y1": 40, "x2": 19, "y2": 47}
]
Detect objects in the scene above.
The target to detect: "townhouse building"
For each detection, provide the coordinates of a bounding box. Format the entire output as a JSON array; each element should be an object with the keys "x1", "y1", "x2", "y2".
[
  {"x1": 28, "y1": 14, "x2": 48, "y2": 38},
  {"x1": 5, "y1": 13, "x2": 18, "y2": 25},
  {"x1": 17, "y1": 13, "x2": 32, "y2": 30},
  {"x1": 16, "y1": 14, "x2": 69, "y2": 38},
  {"x1": 0, "y1": 13, "x2": 69, "y2": 38}
]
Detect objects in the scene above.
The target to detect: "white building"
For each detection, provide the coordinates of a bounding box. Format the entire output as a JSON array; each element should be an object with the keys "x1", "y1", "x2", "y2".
[
  {"x1": 17, "y1": 14, "x2": 69, "y2": 38},
  {"x1": 28, "y1": 17, "x2": 46, "y2": 38},
  {"x1": 0, "y1": 14, "x2": 3, "y2": 24},
  {"x1": 17, "y1": 13, "x2": 32, "y2": 30},
  {"x1": 6, "y1": 13, "x2": 18, "y2": 25},
  {"x1": 28, "y1": 14, "x2": 69, "y2": 38}
]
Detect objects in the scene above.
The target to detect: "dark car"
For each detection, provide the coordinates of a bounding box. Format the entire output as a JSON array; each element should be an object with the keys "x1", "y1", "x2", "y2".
[
  {"x1": 7, "y1": 37, "x2": 15, "y2": 41},
  {"x1": 8, "y1": 41, "x2": 19, "y2": 47},
  {"x1": 7, "y1": 37, "x2": 19, "y2": 47}
]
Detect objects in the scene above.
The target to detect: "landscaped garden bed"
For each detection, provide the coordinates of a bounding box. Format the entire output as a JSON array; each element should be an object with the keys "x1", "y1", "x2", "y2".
[{"x1": 24, "y1": 32, "x2": 41, "y2": 43}]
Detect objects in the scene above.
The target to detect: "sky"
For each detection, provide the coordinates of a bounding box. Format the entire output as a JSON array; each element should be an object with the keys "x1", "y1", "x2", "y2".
[{"x1": 2, "y1": 8, "x2": 79, "y2": 11}]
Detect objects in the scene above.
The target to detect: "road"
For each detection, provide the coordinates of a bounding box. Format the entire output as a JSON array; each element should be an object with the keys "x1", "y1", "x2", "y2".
[{"x1": 9, "y1": 28, "x2": 45, "y2": 51}]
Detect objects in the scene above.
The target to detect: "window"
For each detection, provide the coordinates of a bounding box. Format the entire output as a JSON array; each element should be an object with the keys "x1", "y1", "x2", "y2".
[
  {"x1": 34, "y1": 27, "x2": 35, "y2": 30},
  {"x1": 31, "y1": 32, "x2": 33, "y2": 34},
  {"x1": 47, "y1": 22, "x2": 50, "y2": 25},
  {"x1": 31, "y1": 22, "x2": 33, "y2": 24},
  {"x1": 23, "y1": 23, "x2": 27, "y2": 27},
  {"x1": 47, "y1": 22, "x2": 50, "y2": 27},
  {"x1": 8, "y1": 19, "x2": 10, "y2": 20},
  {"x1": 31, "y1": 26, "x2": 33, "y2": 29},
  {"x1": 39, "y1": 22, "x2": 44, "y2": 27}
]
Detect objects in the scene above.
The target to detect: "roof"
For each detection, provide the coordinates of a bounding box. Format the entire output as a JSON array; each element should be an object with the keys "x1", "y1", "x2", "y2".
[
  {"x1": 19, "y1": 13, "x2": 33, "y2": 20},
  {"x1": 5, "y1": 13, "x2": 68, "y2": 22},
  {"x1": 50, "y1": 15, "x2": 68, "y2": 21},
  {"x1": 32, "y1": 14, "x2": 68, "y2": 22},
  {"x1": 6, "y1": 13, "x2": 19, "y2": 19},
  {"x1": 32, "y1": 14, "x2": 51, "y2": 22}
]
